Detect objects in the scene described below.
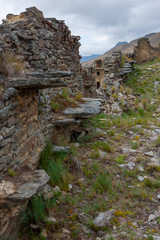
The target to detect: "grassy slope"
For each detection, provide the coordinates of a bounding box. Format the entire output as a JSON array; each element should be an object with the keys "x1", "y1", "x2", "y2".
[{"x1": 22, "y1": 58, "x2": 160, "y2": 240}]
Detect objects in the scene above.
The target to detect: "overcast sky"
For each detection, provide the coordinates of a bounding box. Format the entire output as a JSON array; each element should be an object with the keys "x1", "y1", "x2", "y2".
[{"x1": 0, "y1": 0, "x2": 160, "y2": 56}]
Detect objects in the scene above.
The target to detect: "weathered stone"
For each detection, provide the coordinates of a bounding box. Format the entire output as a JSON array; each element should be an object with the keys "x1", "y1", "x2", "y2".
[
  {"x1": 63, "y1": 98, "x2": 102, "y2": 119},
  {"x1": 111, "y1": 102, "x2": 121, "y2": 113},
  {"x1": 0, "y1": 169, "x2": 50, "y2": 240},
  {"x1": 5, "y1": 170, "x2": 50, "y2": 202},
  {"x1": 52, "y1": 146, "x2": 71, "y2": 153},
  {"x1": 46, "y1": 217, "x2": 57, "y2": 223},
  {"x1": 2, "y1": 88, "x2": 17, "y2": 100},
  {"x1": 93, "y1": 209, "x2": 116, "y2": 227},
  {"x1": 30, "y1": 224, "x2": 39, "y2": 230},
  {"x1": 0, "y1": 125, "x2": 16, "y2": 138},
  {"x1": 148, "y1": 214, "x2": 156, "y2": 221},
  {"x1": 63, "y1": 106, "x2": 101, "y2": 118},
  {"x1": 137, "y1": 176, "x2": 144, "y2": 182},
  {"x1": 78, "y1": 212, "x2": 93, "y2": 224},
  {"x1": 145, "y1": 151, "x2": 154, "y2": 157},
  {"x1": 127, "y1": 162, "x2": 135, "y2": 170},
  {"x1": 147, "y1": 157, "x2": 160, "y2": 167}
]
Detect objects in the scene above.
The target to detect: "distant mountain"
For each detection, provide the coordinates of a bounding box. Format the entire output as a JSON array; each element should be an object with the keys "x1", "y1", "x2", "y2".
[
  {"x1": 143, "y1": 33, "x2": 156, "y2": 38},
  {"x1": 80, "y1": 54, "x2": 101, "y2": 63},
  {"x1": 104, "y1": 41, "x2": 128, "y2": 54},
  {"x1": 113, "y1": 41, "x2": 128, "y2": 48},
  {"x1": 82, "y1": 32, "x2": 159, "y2": 68},
  {"x1": 81, "y1": 42, "x2": 127, "y2": 63}
]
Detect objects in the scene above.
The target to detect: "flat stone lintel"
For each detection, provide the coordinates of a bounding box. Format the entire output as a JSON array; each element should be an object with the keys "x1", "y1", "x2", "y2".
[
  {"x1": 9, "y1": 78, "x2": 67, "y2": 89},
  {"x1": 25, "y1": 71, "x2": 73, "y2": 78},
  {"x1": 54, "y1": 119, "x2": 81, "y2": 126}
]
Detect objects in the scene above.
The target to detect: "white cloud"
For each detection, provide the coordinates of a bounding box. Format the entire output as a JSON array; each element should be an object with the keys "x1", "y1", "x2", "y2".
[{"x1": 0, "y1": 0, "x2": 160, "y2": 55}]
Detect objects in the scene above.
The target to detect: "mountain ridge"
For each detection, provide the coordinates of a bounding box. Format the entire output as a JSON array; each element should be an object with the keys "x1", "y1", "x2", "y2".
[{"x1": 82, "y1": 32, "x2": 160, "y2": 68}]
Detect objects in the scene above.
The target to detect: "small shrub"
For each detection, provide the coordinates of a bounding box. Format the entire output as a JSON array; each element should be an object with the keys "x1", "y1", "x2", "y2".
[
  {"x1": 113, "y1": 135, "x2": 122, "y2": 142},
  {"x1": 7, "y1": 168, "x2": 17, "y2": 177},
  {"x1": 61, "y1": 88, "x2": 69, "y2": 99},
  {"x1": 123, "y1": 169, "x2": 137, "y2": 178},
  {"x1": 90, "y1": 150, "x2": 100, "y2": 159},
  {"x1": 141, "y1": 98, "x2": 148, "y2": 109},
  {"x1": 131, "y1": 141, "x2": 140, "y2": 150},
  {"x1": 125, "y1": 87, "x2": 133, "y2": 95},
  {"x1": 25, "y1": 195, "x2": 47, "y2": 223},
  {"x1": 112, "y1": 94, "x2": 118, "y2": 99},
  {"x1": 137, "y1": 108, "x2": 145, "y2": 117},
  {"x1": 147, "y1": 235, "x2": 154, "y2": 240},
  {"x1": 51, "y1": 101, "x2": 60, "y2": 112},
  {"x1": 120, "y1": 85, "x2": 125, "y2": 92},
  {"x1": 144, "y1": 178, "x2": 160, "y2": 188},
  {"x1": 112, "y1": 86, "x2": 115, "y2": 93},
  {"x1": 22, "y1": 193, "x2": 60, "y2": 233},
  {"x1": 114, "y1": 210, "x2": 126, "y2": 218},
  {"x1": 92, "y1": 141, "x2": 114, "y2": 153},
  {"x1": 114, "y1": 155, "x2": 126, "y2": 164},
  {"x1": 39, "y1": 142, "x2": 71, "y2": 190},
  {"x1": 75, "y1": 92, "x2": 82, "y2": 101},
  {"x1": 155, "y1": 135, "x2": 160, "y2": 147},
  {"x1": 107, "y1": 130, "x2": 115, "y2": 136},
  {"x1": 92, "y1": 172, "x2": 112, "y2": 193},
  {"x1": 157, "y1": 216, "x2": 160, "y2": 224}
]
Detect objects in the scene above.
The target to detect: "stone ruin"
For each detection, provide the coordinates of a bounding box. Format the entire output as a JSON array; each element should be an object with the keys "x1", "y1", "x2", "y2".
[
  {"x1": 0, "y1": 6, "x2": 146, "y2": 239},
  {"x1": 89, "y1": 51, "x2": 137, "y2": 115},
  {"x1": 94, "y1": 51, "x2": 134, "y2": 90},
  {"x1": 133, "y1": 38, "x2": 160, "y2": 64},
  {"x1": 0, "y1": 7, "x2": 101, "y2": 239}
]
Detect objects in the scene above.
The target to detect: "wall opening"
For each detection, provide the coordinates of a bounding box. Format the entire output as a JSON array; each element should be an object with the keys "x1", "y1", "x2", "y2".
[
  {"x1": 97, "y1": 71, "x2": 100, "y2": 76},
  {"x1": 97, "y1": 82, "x2": 100, "y2": 89}
]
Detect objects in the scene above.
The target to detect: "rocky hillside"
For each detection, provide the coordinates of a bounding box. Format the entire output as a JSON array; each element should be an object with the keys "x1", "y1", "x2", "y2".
[
  {"x1": 83, "y1": 32, "x2": 160, "y2": 68},
  {"x1": 21, "y1": 58, "x2": 160, "y2": 240}
]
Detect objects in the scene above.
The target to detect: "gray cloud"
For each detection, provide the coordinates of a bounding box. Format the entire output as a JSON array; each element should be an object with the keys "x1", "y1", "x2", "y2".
[{"x1": 0, "y1": 0, "x2": 160, "y2": 55}]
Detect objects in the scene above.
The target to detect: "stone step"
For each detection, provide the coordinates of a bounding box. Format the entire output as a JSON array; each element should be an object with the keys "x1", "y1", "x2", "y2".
[{"x1": 63, "y1": 98, "x2": 102, "y2": 119}]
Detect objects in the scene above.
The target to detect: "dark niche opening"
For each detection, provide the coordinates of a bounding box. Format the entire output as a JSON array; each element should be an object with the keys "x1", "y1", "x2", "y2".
[
  {"x1": 97, "y1": 71, "x2": 100, "y2": 76},
  {"x1": 97, "y1": 82, "x2": 100, "y2": 89}
]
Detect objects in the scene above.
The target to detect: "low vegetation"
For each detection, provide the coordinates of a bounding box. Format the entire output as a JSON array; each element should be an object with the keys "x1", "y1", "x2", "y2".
[
  {"x1": 21, "y1": 58, "x2": 160, "y2": 239},
  {"x1": 51, "y1": 88, "x2": 83, "y2": 112},
  {"x1": 0, "y1": 52, "x2": 25, "y2": 77}
]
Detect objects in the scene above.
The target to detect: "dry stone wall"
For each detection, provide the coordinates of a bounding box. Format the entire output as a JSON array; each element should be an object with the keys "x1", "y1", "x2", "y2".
[
  {"x1": 0, "y1": 6, "x2": 83, "y2": 91},
  {"x1": 82, "y1": 67, "x2": 96, "y2": 97},
  {"x1": 0, "y1": 7, "x2": 101, "y2": 240},
  {"x1": 0, "y1": 7, "x2": 84, "y2": 175},
  {"x1": 133, "y1": 38, "x2": 160, "y2": 64},
  {"x1": 0, "y1": 88, "x2": 43, "y2": 174}
]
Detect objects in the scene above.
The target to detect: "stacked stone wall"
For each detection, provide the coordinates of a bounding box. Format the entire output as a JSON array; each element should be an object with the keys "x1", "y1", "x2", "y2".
[
  {"x1": 0, "y1": 7, "x2": 83, "y2": 91},
  {"x1": 0, "y1": 7, "x2": 84, "y2": 175},
  {"x1": 82, "y1": 67, "x2": 96, "y2": 97},
  {"x1": 0, "y1": 88, "x2": 44, "y2": 174},
  {"x1": 133, "y1": 38, "x2": 160, "y2": 64}
]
